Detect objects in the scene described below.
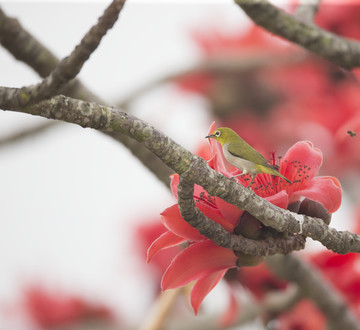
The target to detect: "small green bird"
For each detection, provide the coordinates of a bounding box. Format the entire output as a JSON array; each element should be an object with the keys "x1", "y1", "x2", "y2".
[{"x1": 206, "y1": 127, "x2": 291, "y2": 187}]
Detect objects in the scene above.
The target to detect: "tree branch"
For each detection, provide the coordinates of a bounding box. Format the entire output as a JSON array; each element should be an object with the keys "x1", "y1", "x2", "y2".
[
  {"x1": 0, "y1": 7, "x2": 105, "y2": 103},
  {"x1": 266, "y1": 254, "x2": 360, "y2": 330},
  {"x1": 0, "y1": 7, "x2": 58, "y2": 78},
  {"x1": 177, "y1": 176, "x2": 305, "y2": 256},
  {"x1": 3, "y1": 94, "x2": 359, "y2": 254},
  {"x1": 234, "y1": 0, "x2": 360, "y2": 70},
  {"x1": 118, "y1": 52, "x2": 306, "y2": 108},
  {"x1": 0, "y1": 4, "x2": 172, "y2": 187},
  {"x1": 0, "y1": 0, "x2": 126, "y2": 109}
]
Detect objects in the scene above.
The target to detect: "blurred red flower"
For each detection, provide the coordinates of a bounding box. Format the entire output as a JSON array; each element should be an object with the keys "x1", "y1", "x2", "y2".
[
  {"x1": 238, "y1": 263, "x2": 287, "y2": 300},
  {"x1": 24, "y1": 286, "x2": 113, "y2": 328},
  {"x1": 135, "y1": 220, "x2": 182, "y2": 277},
  {"x1": 278, "y1": 299, "x2": 326, "y2": 330}
]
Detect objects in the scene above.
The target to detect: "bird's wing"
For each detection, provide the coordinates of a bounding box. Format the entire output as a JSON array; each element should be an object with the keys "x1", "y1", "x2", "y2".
[{"x1": 227, "y1": 138, "x2": 271, "y2": 167}]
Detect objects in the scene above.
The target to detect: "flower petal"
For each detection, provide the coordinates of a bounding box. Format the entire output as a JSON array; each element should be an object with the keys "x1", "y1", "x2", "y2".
[
  {"x1": 170, "y1": 174, "x2": 179, "y2": 199},
  {"x1": 197, "y1": 201, "x2": 235, "y2": 231},
  {"x1": 161, "y1": 240, "x2": 237, "y2": 290},
  {"x1": 171, "y1": 174, "x2": 219, "y2": 210},
  {"x1": 265, "y1": 190, "x2": 289, "y2": 209},
  {"x1": 190, "y1": 269, "x2": 227, "y2": 315},
  {"x1": 147, "y1": 231, "x2": 185, "y2": 263},
  {"x1": 281, "y1": 141, "x2": 323, "y2": 181},
  {"x1": 207, "y1": 121, "x2": 216, "y2": 135},
  {"x1": 207, "y1": 122, "x2": 235, "y2": 174},
  {"x1": 290, "y1": 176, "x2": 342, "y2": 213},
  {"x1": 215, "y1": 197, "x2": 243, "y2": 227},
  {"x1": 161, "y1": 204, "x2": 205, "y2": 241}
]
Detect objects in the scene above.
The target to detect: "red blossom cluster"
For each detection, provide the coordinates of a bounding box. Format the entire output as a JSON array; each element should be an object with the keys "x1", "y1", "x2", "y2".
[
  {"x1": 147, "y1": 122, "x2": 341, "y2": 319},
  {"x1": 23, "y1": 286, "x2": 114, "y2": 329}
]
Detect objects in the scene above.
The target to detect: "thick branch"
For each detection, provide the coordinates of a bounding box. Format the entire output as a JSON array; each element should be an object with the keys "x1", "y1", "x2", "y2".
[
  {"x1": 177, "y1": 176, "x2": 305, "y2": 256},
  {"x1": 4, "y1": 94, "x2": 360, "y2": 254},
  {"x1": 234, "y1": 0, "x2": 360, "y2": 70},
  {"x1": 0, "y1": 0, "x2": 126, "y2": 109},
  {"x1": 267, "y1": 255, "x2": 360, "y2": 330}
]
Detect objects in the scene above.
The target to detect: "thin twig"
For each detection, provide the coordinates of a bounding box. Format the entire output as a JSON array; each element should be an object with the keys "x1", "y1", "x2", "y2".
[
  {"x1": 0, "y1": 4, "x2": 172, "y2": 187},
  {"x1": 0, "y1": 121, "x2": 59, "y2": 147},
  {"x1": 138, "y1": 288, "x2": 183, "y2": 330},
  {"x1": 234, "y1": 0, "x2": 360, "y2": 70},
  {"x1": 118, "y1": 52, "x2": 307, "y2": 108},
  {"x1": 3, "y1": 94, "x2": 359, "y2": 254},
  {"x1": 0, "y1": 0, "x2": 126, "y2": 109},
  {"x1": 0, "y1": 7, "x2": 58, "y2": 78},
  {"x1": 266, "y1": 254, "x2": 360, "y2": 330}
]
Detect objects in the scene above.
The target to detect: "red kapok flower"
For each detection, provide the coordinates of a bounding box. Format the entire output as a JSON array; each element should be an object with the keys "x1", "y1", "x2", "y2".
[
  {"x1": 147, "y1": 123, "x2": 342, "y2": 315},
  {"x1": 238, "y1": 263, "x2": 288, "y2": 300},
  {"x1": 135, "y1": 219, "x2": 182, "y2": 277},
  {"x1": 208, "y1": 122, "x2": 342, "y2": 213},
  {"x1": 278, "y1": 299, "x2": 326, "y2": 330},
  {"x1": 24, "y1": 286, "x2": 113, "y2": 328}
]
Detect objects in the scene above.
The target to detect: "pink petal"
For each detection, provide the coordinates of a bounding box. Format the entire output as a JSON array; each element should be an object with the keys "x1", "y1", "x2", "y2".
[
  {"x1": 196, "y1": 201, "x2": 235, "y2": 232},
  {"x1": 215, "y1": 197, "x2": 243, "y2": 227},
  {"x1": 290, "y1": 176, "x2": 342, "y2": 213},
  {"x1": 281, "y1": 141, "x2": 323, "y2": 182},
  {"x1": 190, "y1": 269, "x2": 227, "y2": 315},
  {"x1": 207, "y1": 122, "x2": 232, "y2": 174},
  {"x1": 171, "y1": 174, "x2": 219, "y2": 210},
  {"x1": 265, "y1": 190, "x2": 289, "y2": 209},
  {"x1": 161, "y1": 240, "x2": 237, "y2": 290},
  {"x1": 147, "y1": 231, "x2": 185, "y2": 263},
  {"x1": 161, "y1": 204, "x2": 205, "y2": 241},
  {"x1": 207, "y1": 121, "x2": 216, "y2": 136},
  {"x1": 170, "y1": 174, "x2": 179, "y2": 199},
  {"x1": 211, "y1": 141, "x2": 238, "y2": 174}
]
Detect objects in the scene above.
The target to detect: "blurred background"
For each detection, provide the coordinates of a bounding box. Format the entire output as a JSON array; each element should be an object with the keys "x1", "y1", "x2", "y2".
[{"x1": 0, "y1": 0, "x2": 359, "y2": 329}]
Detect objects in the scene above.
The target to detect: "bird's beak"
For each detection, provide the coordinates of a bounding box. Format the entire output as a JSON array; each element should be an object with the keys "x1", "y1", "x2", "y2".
[{"x1": 205, "y1": 134, "x2": 214, "y2": 139}]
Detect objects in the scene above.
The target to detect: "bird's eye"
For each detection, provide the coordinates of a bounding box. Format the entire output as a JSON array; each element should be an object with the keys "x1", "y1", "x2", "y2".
[{"x1": 215, "y1": 130, "x2": 221, "y2": 137}]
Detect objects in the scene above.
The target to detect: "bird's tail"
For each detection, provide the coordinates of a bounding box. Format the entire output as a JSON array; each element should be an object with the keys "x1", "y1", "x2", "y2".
[{"x1": 256, "y1": 165, "x2": 292, "y2": 184}]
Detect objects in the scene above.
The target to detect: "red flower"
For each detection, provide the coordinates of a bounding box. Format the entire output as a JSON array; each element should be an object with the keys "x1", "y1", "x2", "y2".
[
  {"x1": 177, "y1": 25, "x2": 291, "y2": 95},
  {"x1": 238, "y1": 263, "x2": 288, "y2": 300},
  {"x1": 23, "y1": 286, "x2": 113, "y2": 328},
  {"x1": 278, "y1": 300, "x2": 326, "y2": 330},
  {"x1": 276, "y1": 250, "x2": 360, "y2": 329},
  {"x1": 135, "y1": 220, "x2": 182, "y2": 277},
  {"x1": 315, "y1": 0, "x2": 360, "y2": 40},
  {"x1": 208, "y1": 122, "x2": 342, "y2": 213},
  {"x1": 310, "y1": 251, "x2": 360, "y2": 308},
  {"x1": 147, "y1": 123, "x2": 342, "y2": 315}
]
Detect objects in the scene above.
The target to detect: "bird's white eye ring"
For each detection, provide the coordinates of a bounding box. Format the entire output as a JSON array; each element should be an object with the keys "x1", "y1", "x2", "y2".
[{"x1": 215, "y1": 130, "x2": 221, "y2": 137}]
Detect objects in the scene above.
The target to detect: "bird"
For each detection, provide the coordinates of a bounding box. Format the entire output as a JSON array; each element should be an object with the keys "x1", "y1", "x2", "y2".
[{"x1": 205, "y1": 127, "x2": 291, "y2": 188}]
